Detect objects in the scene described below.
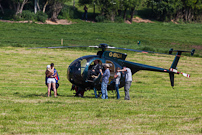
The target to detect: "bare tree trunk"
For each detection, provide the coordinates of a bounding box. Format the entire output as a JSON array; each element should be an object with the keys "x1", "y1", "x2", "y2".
[
  {"x1": 0, "y1": 3, "x2": 4, "y2": 14},
  {"x1": 73, "y1": 0, "x2": 75, "y2": 9},
  {"x1": 123, "y1": 8, "x2": 127, "y2": 20},
  {"x1": 110, "y1": 11, "x2": 115, "y2": 21},
  {"x1": 51, "y1": 2, "x2": 63, "y2": 22},
  {"x1": 37, "y1": 2, "x2": 41, "y2": 11},
  {"x1": 130, "y1": 7, "x2": 135, "y2": 23},
  {"x1": 15, "y1": 0, "x2": 29, "y2": 15},
  {"x1": 15, "y1": 2, "x2": 20, "y2": 15},
  {"x1": 187, "y1": 8, "x2": 193, "y2": 22},
  {"x1": 43, "y1": 0, "x2": 48, "y2": 13}
]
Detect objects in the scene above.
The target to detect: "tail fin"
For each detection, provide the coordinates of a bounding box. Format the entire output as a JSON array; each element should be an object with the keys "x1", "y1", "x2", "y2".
[
  {"x1": 169, "y1": 73, "x2": 174, "y2": 88},
  {"x1": 168, "y1": 49, "x2": 195, "y2": 87}
]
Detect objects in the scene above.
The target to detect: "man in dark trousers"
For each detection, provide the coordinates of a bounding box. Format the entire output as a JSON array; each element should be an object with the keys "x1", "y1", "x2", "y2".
[{"x1": 82, "y1": 5, "x2": 88, "y2": 21}]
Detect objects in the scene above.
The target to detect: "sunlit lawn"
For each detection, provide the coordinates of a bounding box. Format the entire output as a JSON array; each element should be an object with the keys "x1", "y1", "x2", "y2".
[{"x1": 0, "y1": 47, "x2": 201, "y2": 134}]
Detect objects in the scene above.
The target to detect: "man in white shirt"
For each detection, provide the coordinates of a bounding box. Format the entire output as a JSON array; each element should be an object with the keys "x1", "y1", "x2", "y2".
[{"x1": 118, "y1": 67, "x2": 132, "y2": 100}]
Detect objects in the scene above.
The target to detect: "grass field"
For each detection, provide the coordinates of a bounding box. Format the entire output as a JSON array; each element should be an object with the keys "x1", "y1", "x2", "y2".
[
  {"x1": 0, "y1": 46, "x2": 202, "y2": 134},
  {"x1": 0, "y1": 21, "x2": 202, "y2": 56}
]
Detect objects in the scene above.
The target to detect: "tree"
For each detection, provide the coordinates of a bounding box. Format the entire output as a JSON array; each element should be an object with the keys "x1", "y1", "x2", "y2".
[
  {"x1": 0, "y1": 0, "x2": 4, "y2": 14},
  {"x1": 50, "y1": 0, "x2": 71, "y2": 21},
  {"x1": 93, "y1": 0, "x2": 121, "y2": 21},
  {"x1": 11, "y1": 0, "x2": 30, "y2": 15},
  {"x1": 146, "y1": 0, "x2": 202, "y2": 22},
  {"x1": 39, "y1": 0, "x2": 71, "y2": 21}
]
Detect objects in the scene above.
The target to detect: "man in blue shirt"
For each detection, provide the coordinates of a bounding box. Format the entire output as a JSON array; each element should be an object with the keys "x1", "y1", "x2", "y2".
[
  {"x1": 118, "y1": 67, "x2": 132, "y2": 100},
  {"x1": 100, "y1": 64, "x2": 110, "y2": 99}
]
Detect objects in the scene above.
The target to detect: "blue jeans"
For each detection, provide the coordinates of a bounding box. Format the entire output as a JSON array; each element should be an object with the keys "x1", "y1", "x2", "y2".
[
  {"x1": 82, "y1": 12, "x2": 87, "y2": 20},
  {"x1": 94, "y1": 87, "x2": 98, "y2": 98},
  {"x1": 115, "y1": 84, "x2": 120, "y2": 99},
  {"x1": 101, "y1": 82, "x2": 108, "y2": 99}
]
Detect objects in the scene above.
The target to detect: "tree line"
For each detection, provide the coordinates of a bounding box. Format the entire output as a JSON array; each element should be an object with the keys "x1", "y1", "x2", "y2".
[
  {"x1": 0, "y1": 0, "x2": 71, "y2": 22},
  {"x1": 0, "y1": 0, "x2": 202, "y2": 22}
]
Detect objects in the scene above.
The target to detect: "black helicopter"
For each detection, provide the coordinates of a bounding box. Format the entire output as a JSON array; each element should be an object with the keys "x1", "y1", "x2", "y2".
[
  {"x1": 64, "y1": 43, "x2": 194, "y2": 96},
  {"x1": 31, "y1": 43, "x2": 195, "y2": 96}
]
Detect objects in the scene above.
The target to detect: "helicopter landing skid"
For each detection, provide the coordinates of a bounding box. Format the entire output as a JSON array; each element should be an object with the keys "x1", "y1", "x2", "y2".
[{"x1": 85, "y1": 80, "x2": 94, "y2": 83}]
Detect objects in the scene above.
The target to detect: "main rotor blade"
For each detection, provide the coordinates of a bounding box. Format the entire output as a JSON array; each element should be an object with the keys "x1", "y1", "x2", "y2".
[
  {"x1": 108, "y1": 46, "x2": 178, "y2": 55},
  {"x1": 28, "y1": 46, "x2": 98, "y2": 49},
  {"x1": 108, "y1": 46, "x2": 158, "y2": 54}
]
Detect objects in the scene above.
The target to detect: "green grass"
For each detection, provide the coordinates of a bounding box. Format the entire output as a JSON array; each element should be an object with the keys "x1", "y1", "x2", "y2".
[
  {"x1": 0, "y1": 21, "x2": 202, "y2": 56},
  {"x1": 0, "y1": 47, "x2": 201, "y2": 134}
]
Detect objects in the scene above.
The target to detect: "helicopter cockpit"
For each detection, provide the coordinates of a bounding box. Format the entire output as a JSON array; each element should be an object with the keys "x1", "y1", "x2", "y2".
[
  {"x1": 67, "y1": 55, "x2": 119, "y2": 90},
  {"x1": 67, "y1": 56, "x2": 103, "y2": 88},
  {"x1": 85, "y1": 59, "x2": 103, "y2": 87}
]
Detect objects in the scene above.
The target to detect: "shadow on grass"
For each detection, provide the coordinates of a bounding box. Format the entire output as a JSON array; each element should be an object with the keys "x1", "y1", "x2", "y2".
[
  {"x1": 18, "y1": 92, "x2": 117, "y2": 99},
  {"x1": 18, "y1": 92, "x2": 102, "y2": 99}
]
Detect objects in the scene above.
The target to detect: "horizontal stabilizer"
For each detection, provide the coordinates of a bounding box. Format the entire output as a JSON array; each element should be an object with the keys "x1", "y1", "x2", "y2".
[{"x1": 169, "y1": 48, "x2": 195, "y2": 56}]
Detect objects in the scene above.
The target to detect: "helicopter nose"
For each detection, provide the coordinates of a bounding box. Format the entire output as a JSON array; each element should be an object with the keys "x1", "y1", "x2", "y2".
[
  {"x1": 67, "y1": 66, "x2": 73, "y2": 82},
  {"x1": 67, "y1": 65, "x2": 81, "y2": 83}
]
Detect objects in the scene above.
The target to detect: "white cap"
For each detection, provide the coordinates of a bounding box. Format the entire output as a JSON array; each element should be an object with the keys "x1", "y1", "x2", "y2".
[
  {"x1": 47, "y1": 65, "x2": 50, "y2": 69},
  {"x1": 105, "y1": 64, "x2": 110, "y2": 68}
]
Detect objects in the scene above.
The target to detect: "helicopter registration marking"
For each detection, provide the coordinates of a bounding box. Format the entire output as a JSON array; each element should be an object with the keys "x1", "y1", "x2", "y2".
[{"x1": 109, "y1": 52, "x2": 122, "y2": 58}]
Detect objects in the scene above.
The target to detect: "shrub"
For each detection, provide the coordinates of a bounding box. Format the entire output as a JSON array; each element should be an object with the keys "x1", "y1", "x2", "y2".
[
  {"x1": 1, "y1": 9, "x2": 15, "y2": 20},
  {"x1": 36, "y1": 11, "x2": 48, "y2": 23},
  {"x1": 95, "y1": 15, "x2": 105, "y2": 22},
  {"x1": 21, "y1": 10, "x2": 35, "y2": 20},
  {"x1": 13, "y1": 15, "x2": 22, "y2": 21},
  {"x1": 58, "y1": 5, "x2": 80, "y2": 19},
  {"x1": 114, "y1": 16, "x2": 124, "y2": 23}
]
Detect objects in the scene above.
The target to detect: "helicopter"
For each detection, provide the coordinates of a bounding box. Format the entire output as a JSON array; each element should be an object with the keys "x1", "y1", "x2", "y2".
[
  {"x1": 31, "y1": 43, "x2": 195, "y2": 97},
  {"x1": 64, "y1": 43, "x2": 195, "y2": 97}
]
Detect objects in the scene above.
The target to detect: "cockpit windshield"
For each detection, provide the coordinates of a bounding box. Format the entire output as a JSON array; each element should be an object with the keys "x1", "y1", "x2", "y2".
[{"x1": 80, "y1": 59, "x2": 87, "y2": 74}]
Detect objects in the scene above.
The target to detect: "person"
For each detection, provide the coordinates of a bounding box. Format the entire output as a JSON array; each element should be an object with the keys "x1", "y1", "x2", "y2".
[
  {"x1": 118, "y1": 67, "x2": 132, "y2": 100},
  {"x1": 100, "y1": 64, "x2": 110, "y2": 99},
  {"x1": 114, "y1": 67, "x2": 121, "y2": 99},
  {"x1": 71, "y1": 85, "x2": 85, "y2": 97},
  {"x1": 82, "y1": 5, "x2": 88, "y2": 21},
  {"x1": 45, "y1": 63, "x2": 57, "y2": 97},
  {"x1": 88, "y1": 60, "x2": 102, "y2": 98},
  {"x1": 45, "y1": 65, "x2": 60, "y2": 96},
  {"x1": 87, "y1": 60, "x2": 102, "y2": 81}
]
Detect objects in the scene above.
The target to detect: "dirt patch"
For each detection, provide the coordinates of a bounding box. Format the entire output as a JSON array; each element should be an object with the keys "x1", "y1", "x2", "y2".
[
  {"x1": 45, "y1": 19, "x2": 73, "y2": 25},
  {"x1": 171, "y1": 19, "x2": 178, "y2": 24},
  {"x1": 132, "y1": 17, "x2": 154, "y2": 23},
  {"x1": 192, "y1": 45, "x2": 202, "y2": 50},
  {"x1": 0, "y1": 19, "x2": 73, "y2": 25},
  {"x1": 0, "y1": 17, "x2": 153, "y2": 25},
  {"x1": 125, "y1": 20, "x2": 132, "y2": 24}
]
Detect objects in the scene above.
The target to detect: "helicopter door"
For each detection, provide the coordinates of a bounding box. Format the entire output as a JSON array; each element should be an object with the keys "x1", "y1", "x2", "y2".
[{"x1": 105, "y1": 60, "x2": 115, "y2": 85}]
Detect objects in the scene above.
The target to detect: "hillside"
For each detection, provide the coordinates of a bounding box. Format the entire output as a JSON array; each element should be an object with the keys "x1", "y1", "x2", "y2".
[{"x1": 0, "y1": 21, "x2": 201, "y2": 56}]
